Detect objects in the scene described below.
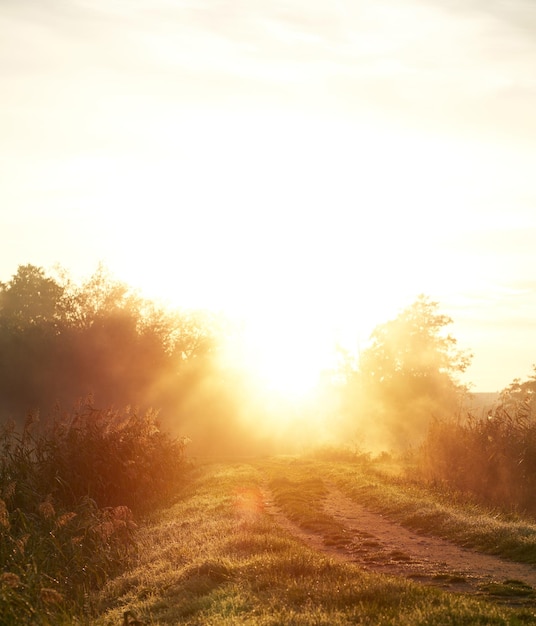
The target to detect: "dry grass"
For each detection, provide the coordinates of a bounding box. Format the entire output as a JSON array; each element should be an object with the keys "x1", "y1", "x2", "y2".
[{"x1": 415, "y1": 407, "x2": 536, "y2": 515}]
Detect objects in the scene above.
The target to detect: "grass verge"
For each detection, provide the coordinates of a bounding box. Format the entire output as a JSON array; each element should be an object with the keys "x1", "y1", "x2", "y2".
[
  {"x1": 310, "y1": 457, "x2": 536, "y2": 565},
  {"x1": 94, "y1": 460, "x2": 536, "y2": 625}
]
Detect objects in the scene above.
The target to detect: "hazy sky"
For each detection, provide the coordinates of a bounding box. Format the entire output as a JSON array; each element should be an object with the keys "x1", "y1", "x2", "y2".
[{"x1": 1, "y1": 0, "x2": 536, "y2": 391}]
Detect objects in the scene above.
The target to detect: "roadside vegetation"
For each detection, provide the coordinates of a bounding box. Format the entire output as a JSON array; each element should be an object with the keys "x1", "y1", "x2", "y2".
[
  {"x1": 0, "y1": 404, "x2": 189, "y2": 625},
  {"x1": 304, "y1": 453, "x2": 536, "y2": 566},
  {"x1": 2, "y1": 264, "x2": 536, "y2": 623},
  {"x1": 92, "y1": 461, "x2": 535, "y2": 625},
  {"x1": 337, "y1": 294, "x2": 536, "y2": 521},
  {"x1": 415, "y1": 371, "x2": 536, "y2": 516}
]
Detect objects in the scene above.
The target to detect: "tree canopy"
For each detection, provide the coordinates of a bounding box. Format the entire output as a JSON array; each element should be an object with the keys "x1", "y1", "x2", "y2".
[
  {"x1": 0, "y1": 264, "x2": 63, "y2": 330},
  {"x1": 0, "y1": 264, "x2": 218, "y2": 429},
  {"x1": 492, "y1": 365, "x2": 536, "y2": 423},
  {"x1": 343, "y1": 295, "x2": 472, "y2": 450}
]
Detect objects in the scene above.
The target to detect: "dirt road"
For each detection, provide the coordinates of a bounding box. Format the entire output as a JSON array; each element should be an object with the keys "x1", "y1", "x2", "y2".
[{"x1": 262, "y1": 481, "x2": 536, "y2": 604}]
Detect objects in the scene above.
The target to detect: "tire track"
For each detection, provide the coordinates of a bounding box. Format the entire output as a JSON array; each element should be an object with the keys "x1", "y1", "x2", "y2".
[{"x1": 262, "y1": 480, "x2": 536, "y2": 604}]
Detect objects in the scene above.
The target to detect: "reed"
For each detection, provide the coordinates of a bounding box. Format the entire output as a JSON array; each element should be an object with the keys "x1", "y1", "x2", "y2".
[{"x1": 0, "y1": 403, "x2": 189, "y2": 624}]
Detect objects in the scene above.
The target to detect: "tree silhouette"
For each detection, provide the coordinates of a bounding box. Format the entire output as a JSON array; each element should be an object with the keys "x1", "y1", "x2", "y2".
[
  {"x1": 0, "y1": 264, "x2": 218, "y2": 428},
  {"x1": 0, "y1": 264, "x2": 63, "y2": 330},
  {"x1": 492, "y1": 365, "x2": 536, "y2": 423},
  {"x1": 346, "y1": 295, "x2": 472, "y2": 449}
]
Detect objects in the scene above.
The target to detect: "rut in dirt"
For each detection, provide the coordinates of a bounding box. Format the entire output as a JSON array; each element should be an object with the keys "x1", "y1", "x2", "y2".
[{"x1": 262, "y1": 480, "x2": 536, "y2": 605}]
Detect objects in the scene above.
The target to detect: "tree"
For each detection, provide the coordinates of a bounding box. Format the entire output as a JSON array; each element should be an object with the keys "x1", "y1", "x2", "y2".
[
  {"x1": 347, "y1": 295, "x2": 472, "y2": 450},
  {"x1": 0, "y1": 264, "x2": 64, "y2": 330},
  {"x1": 492, "y1": 366, "x2": 536, "y2": 423},
  {"x1": 0, "y1": 264, "x2": 220, "y2": 426}
]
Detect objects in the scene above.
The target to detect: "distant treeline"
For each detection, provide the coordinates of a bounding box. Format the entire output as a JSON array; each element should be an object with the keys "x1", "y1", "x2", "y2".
[
  {"x1": 0, "y1": 267, "x2": 481, "y2": 454},
  {"x1": 3, "y1": 265, "x2": 535, "y2": 460},
  {"x1": 0, "y1": 264, "x2": 255, "y2": 451}
]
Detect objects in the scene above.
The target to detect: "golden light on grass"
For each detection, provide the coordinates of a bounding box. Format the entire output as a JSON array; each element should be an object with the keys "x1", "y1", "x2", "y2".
[{"x1": 233, "y1": 486, "x2": 265, "y2": 524}]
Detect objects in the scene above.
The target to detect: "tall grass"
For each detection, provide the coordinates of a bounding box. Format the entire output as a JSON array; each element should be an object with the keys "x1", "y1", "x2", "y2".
[
  {"x1": 0, "y1": 403, "x2": 189, "y2": 624},
  {"x1": 416, "y1": 408, "x2": 536, "y2": 515}
]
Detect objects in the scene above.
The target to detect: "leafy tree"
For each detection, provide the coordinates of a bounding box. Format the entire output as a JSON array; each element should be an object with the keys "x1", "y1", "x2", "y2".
[
  {"x1": 0, "y1": 264, "x2": 63, "y2": 330},
  {"x1": 346, "y1": 295, "x2": 472, "y2": 450},
  {"x1": 0, "y1": 264, "x2": 219, "y2": 429},
  {"x1": 57, "y1": 263, "x2": 139, "y2": 330},
  {"x1": 0, "y1": 261, "x2": 291, "y2": 457}
]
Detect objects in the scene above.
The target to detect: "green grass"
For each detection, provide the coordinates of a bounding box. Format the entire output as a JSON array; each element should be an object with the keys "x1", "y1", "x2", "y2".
[
  {"x1": 310, "y1": 457, "x2": 536, "y2": 565},
  {"x1": 92, "y1": 460, "x2": 536, "y2": 625},
  {"x1": 5, "y1": 445, "x2": 536, "y2": 624}
]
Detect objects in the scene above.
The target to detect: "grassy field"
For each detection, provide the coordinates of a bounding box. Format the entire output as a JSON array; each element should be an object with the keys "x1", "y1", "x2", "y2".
[{"x1": 91, "y1": 457, "x2": 536, "y2": 625}]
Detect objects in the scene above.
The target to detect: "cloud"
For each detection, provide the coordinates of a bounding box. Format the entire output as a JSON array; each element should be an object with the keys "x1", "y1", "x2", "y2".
[
  {"x1": 439, "y1": 0, "x2": 536, "y2": 37},
  {"x1": 2, "y1": 0, "x2": 536, "y2": 142}
]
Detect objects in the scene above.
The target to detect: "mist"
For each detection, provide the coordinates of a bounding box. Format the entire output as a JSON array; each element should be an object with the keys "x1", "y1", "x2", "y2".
[
  {"x1": 0, "y1": 264, "x2": 349, "y2": 457},
  {"x1": 2, "y1": 264, "x2": 533, "y2": 462}
]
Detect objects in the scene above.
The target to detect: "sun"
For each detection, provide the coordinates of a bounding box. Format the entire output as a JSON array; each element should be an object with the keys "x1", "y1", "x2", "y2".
[
  {"x1": 229, "y1": 310, "x2": 339, "y2": 403},
  {"x1": 242, "y1": 333, "x2": 323, "y2": 400}
]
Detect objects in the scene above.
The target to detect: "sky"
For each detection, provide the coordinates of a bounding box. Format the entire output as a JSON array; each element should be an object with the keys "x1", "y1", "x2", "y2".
[{"x1": 1, "y1": 0, "x2": 536, "y2": 392}]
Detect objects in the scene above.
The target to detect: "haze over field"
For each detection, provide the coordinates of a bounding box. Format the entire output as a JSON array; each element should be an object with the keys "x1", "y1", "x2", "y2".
[{"x1": 1, "y1": 0, "x2": 536, "y2": 392}]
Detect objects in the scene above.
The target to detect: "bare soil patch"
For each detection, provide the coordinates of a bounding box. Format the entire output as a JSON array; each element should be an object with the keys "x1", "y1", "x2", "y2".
[{"x1": 262, "y1": 481, "x2": 536, "y2": 606}]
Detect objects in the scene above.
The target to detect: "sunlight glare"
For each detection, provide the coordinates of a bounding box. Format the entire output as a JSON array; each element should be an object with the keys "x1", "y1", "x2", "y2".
[
  {"x1": 89, "y1": 111, "x2": 496, "y2": 402},
  {"x1": 236, "y1": 313, "x2": 335, "y2": 401}
]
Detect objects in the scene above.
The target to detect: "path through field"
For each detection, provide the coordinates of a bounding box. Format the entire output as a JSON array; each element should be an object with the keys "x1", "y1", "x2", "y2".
[{"x1": 262, "y1": 480, "x2": 536, "y2": 604}]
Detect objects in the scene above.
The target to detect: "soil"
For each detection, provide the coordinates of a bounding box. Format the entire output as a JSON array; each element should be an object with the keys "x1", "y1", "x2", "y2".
[{"x1": 262, "y1": 482, "x2": 536, "y2": 606}]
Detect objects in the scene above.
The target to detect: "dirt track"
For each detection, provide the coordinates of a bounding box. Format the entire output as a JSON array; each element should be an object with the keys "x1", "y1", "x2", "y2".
[{"x1": 262, "y1": 481, "x2": 536, "y2": 604}]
